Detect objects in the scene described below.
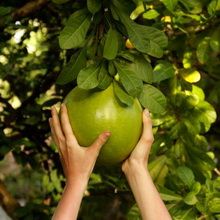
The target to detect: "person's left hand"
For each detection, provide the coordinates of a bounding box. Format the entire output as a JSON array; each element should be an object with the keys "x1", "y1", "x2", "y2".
[{"x1": 49, "y1": 104, "x2": 111, "y2": 185}]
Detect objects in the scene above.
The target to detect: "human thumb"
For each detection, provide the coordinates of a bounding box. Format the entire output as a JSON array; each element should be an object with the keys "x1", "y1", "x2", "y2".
[
  {"x1": 139, "y1": 109, "x2": 154, "y2": 146},
  {"x1": 90, "y1": 131, "x2": 111, "y2": 153}
]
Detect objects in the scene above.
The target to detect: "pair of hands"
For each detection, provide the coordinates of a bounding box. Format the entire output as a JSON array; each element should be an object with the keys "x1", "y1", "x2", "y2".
[
  {"x1": 49, "y1": 104, "x2": 154, "y2": 185},
  {"x1": 49, "y1": 104, "x2": 172, "y2": 220}
]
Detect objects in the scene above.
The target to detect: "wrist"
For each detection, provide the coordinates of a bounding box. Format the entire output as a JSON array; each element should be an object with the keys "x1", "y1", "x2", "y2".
[
  {"x1": 66, "y1": 177, "x2": 88, "y2": 191},
  {"x1": 122, "y1": 159, "x2": 148, "y2": 177}
]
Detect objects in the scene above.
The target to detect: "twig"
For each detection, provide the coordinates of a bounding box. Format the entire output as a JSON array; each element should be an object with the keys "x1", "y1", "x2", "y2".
[
  {"x1": 12, "y1": 0, "x2": 48, "y2": 19},
  {"x1": 0, "y1": 181, "x2": 18, "y2": 218}
]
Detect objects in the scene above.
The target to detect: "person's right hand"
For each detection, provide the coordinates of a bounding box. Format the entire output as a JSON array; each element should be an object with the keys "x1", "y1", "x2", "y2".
[
  {"x1": 121, "y1": 110, "x2": 172, "y2": 220},
  {"x1": 49, "y1": 104, "x2": 111, "y2": 185},
  {"x1": 122, "y1": 109, "x2": 154, "y2": 174}
]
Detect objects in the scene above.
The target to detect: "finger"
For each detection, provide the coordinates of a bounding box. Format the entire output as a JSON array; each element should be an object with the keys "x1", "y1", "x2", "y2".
[
  {"x1": 49, "y1": 117, "x2": 66, "y2": 156},
  {"x1": 138, "y1": 109, "x2": 154, "y2": 147},
  {"x1": 51, "y1": 106, "x2": 66, "y2": 146},
  {"x1": 49, "y1": 117, "x2": 68, "y2": 174},
  {"x1": 49, "y1": 117, "x2": 63, "y2": 153},
  {"x1": 49, "y1": 118, "x2": 59, "y2": 145},
  {"x1": 90, "y1": 132, "x2": 111, "y2": 153},
  {"x1": 60, "y1": 104, "x2": 78, "y2": 145}
]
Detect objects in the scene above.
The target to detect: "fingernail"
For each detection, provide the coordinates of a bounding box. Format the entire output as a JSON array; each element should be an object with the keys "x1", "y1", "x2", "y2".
[
  {"x1": 104, "y1": 131, "x2": 111, "y2": 137},
  {"x1": 51, "y1": 106, "x2": 56, "y2": 113},
  {"x1": 144, "y1": 109, "x2": 150, "y2": 117},
  {"x1": 61, "y1": 103, "x2": 66, "y2": 110}
]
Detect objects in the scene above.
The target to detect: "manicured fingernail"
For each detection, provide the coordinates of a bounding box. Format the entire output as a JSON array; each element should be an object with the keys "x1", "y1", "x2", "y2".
[{"x1": 144, "y1": 109, "x2": 150, "y2": 117}]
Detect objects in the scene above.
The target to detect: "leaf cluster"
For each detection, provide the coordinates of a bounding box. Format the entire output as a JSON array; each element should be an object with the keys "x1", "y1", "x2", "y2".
[{"x1": 57, "y1": 0, "x2": 173, "y2": 114}]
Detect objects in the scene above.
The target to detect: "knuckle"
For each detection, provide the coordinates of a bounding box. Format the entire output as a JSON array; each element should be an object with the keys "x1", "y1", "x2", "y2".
[
  {"x1": 65, "y1": 138, "x2": 74, "y2": 147},
  {"x1": 144, "y1": 116, "x2": 152, "y2": 124},
  {"x1": 121, "y1": 163, "x2": 127, "y2": 173},
  {"x1": 58, "y1": 136, "x2": 65, "y2": 145},
  {"x1": 97, "y1": 134, "x2": 105, "y2": 144},
  {"x1": 95, "y1": 140, "x2": 102, "y2": 148},
  {"x1": 142, "y1": 135, "x2": 154, "y2": 145}
]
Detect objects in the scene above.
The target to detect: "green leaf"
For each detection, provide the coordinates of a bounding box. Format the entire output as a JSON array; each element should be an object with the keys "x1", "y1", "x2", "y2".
[
  {"x1": 110, "y1": 4, "x2": 120, "y2": 21},
  {"x1": 191, "y1": 182, "x2": 201, "y2": 194},
  {"x1": 50, "y1": 170, "x2": 62, "y2": 192},
  {"x1": 179, "y1": 0, "x2": 203, "y2": 14},
  {"x1": 148, "y1": 155, "x2": 167, "y2": 180},
  {"x1": 114, "y1": 8, "x2": 167, "y2": 57},
  {"x1": 56, "y1": 49, "x2": 87, "y2": 85},
  {"x1": 155, "y1": 164, "x2": 169, "y2": 185},
  {"x1": 176, "y1": 166, "x2": 195, "y2": 188},
  {"x1": 98, "y1": 64, "x2": 112, "y2": 89},
  {"x1": 161, "y1": 0, "x2": 178, "y2": 11},
  {"x1": 0, "y1": 145, "x2": 11, "y2": 159},
  {"x1": 52, "y1": 0, "x2": 69, "y2": 4},
  {"x1": 196, "y1": 37, "x2": 211, "y2": 64},
  {"x1": 59, "y1": 9, "x2": 91, "y2": 49},
  {"x1": 77, "y1": 64, "x2": 100, "y2": 89},
  {"x1": 192, "y1": 85, "x2": 205, "y2": 101},
  {"x1": 199, "y1": 101, "x2": 217, "y2": 125},
  {"x1": 184, "y1": 192, "x2": 198, "y2": 205},
  {"x1": 112, "y1": 0, "x2": 135, "y2": 15},
  {"x1": 103, "y1": 28, "x2": 118, "y2": 60},
  {"x1": 130, "y1": 3, "x2": 146, "y2": 20},
  {"x1": 159, "y1": 186, "x2": 182, "y2": 201},
  {"x1": 188, "y1": 101, "x2": 217, "y2": 132},
  {"x1": 89, "y1": 173, "x2": 102, "y2": 185},
  {"x1": 208, "y1": 198, "x2": 220, "y2": 213},
  {"x1": 0, "y1": 7, "x2": 12, "y2": 16},
  {"x1": 113, "y1": 81, "x2": 134, "y2": 106},
  {"x1": 171, "y1": 207, "x2": 196, "y2": 220},
  {"x1": 142, "y1": 9, "x2": 160, "y2": 20},
  {"x1": 180, "y1": 69, "x2": 201, "y2": 83},
  {"x1": 138, "y1": 85, "x2": 166, "y2": 114},
  {"x1": 210, "y1": 28, "x2": 220, "y2": 52},
  {"x1": 87, "y1": 0, "x2": 102, "y2": 14},
  {"x1": 188, "y1": 145, "x2": 216, "y2": 169},
  {"x1": 126, "y1": 55, "x2": 153, "y2": 83},
  {"x1": 108, "y1": 61, "x2": 117, "y2": 76},
  {"x1": 127, "y1": 204, "x2": 141, "y2": 220},
  {"x1": 115, "y1": 63, "x2": 143, "y2": 97},
  {"x1": 118, "y1": 51, "x2": 135, "y2": 62},
  {"x1": 208, "y1": 0, "x2": 220, "y2": 15},
  {"x1": 153, "y1": 61, "x2": 175, "y2": 83}
]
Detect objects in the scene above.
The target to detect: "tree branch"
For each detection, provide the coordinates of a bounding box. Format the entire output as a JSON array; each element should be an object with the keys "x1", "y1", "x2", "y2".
[
  {"x1": 0, "y1": 181, "x2": 18, "y2": 218},
  {"x1": 12, "y1": 0, "x2": 48, "y2": 19}
]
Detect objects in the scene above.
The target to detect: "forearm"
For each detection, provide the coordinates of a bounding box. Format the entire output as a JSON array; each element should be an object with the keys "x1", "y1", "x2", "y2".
[
  {"x1": 124, "y1": 163, "x2": 171, "y2": 220},
  {"x1": 52, "y1": 179, "x2": 88, "y2": 220}
]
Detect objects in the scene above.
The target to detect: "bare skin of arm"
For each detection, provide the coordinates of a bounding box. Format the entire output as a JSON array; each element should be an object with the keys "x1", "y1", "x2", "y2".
[
  {"x1": 49, "y1": 104, "x2": 110, "y2": 220},
  {"x1": 49, "y1": 104, "x2": 171, "y2": 220},
  {"x1": 122, "y1": 109, "x2": 172, "y2": 220}
]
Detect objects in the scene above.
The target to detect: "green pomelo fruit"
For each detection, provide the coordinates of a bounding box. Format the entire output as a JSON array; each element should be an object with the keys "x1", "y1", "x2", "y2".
[{"x1": 64, "y1": 84, "x2": 142, "y2": 165}]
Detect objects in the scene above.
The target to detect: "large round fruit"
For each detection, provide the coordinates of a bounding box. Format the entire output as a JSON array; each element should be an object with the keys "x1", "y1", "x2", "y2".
[{"x1": 64, "y1": 84, "x2": 142, "y2": 165}]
